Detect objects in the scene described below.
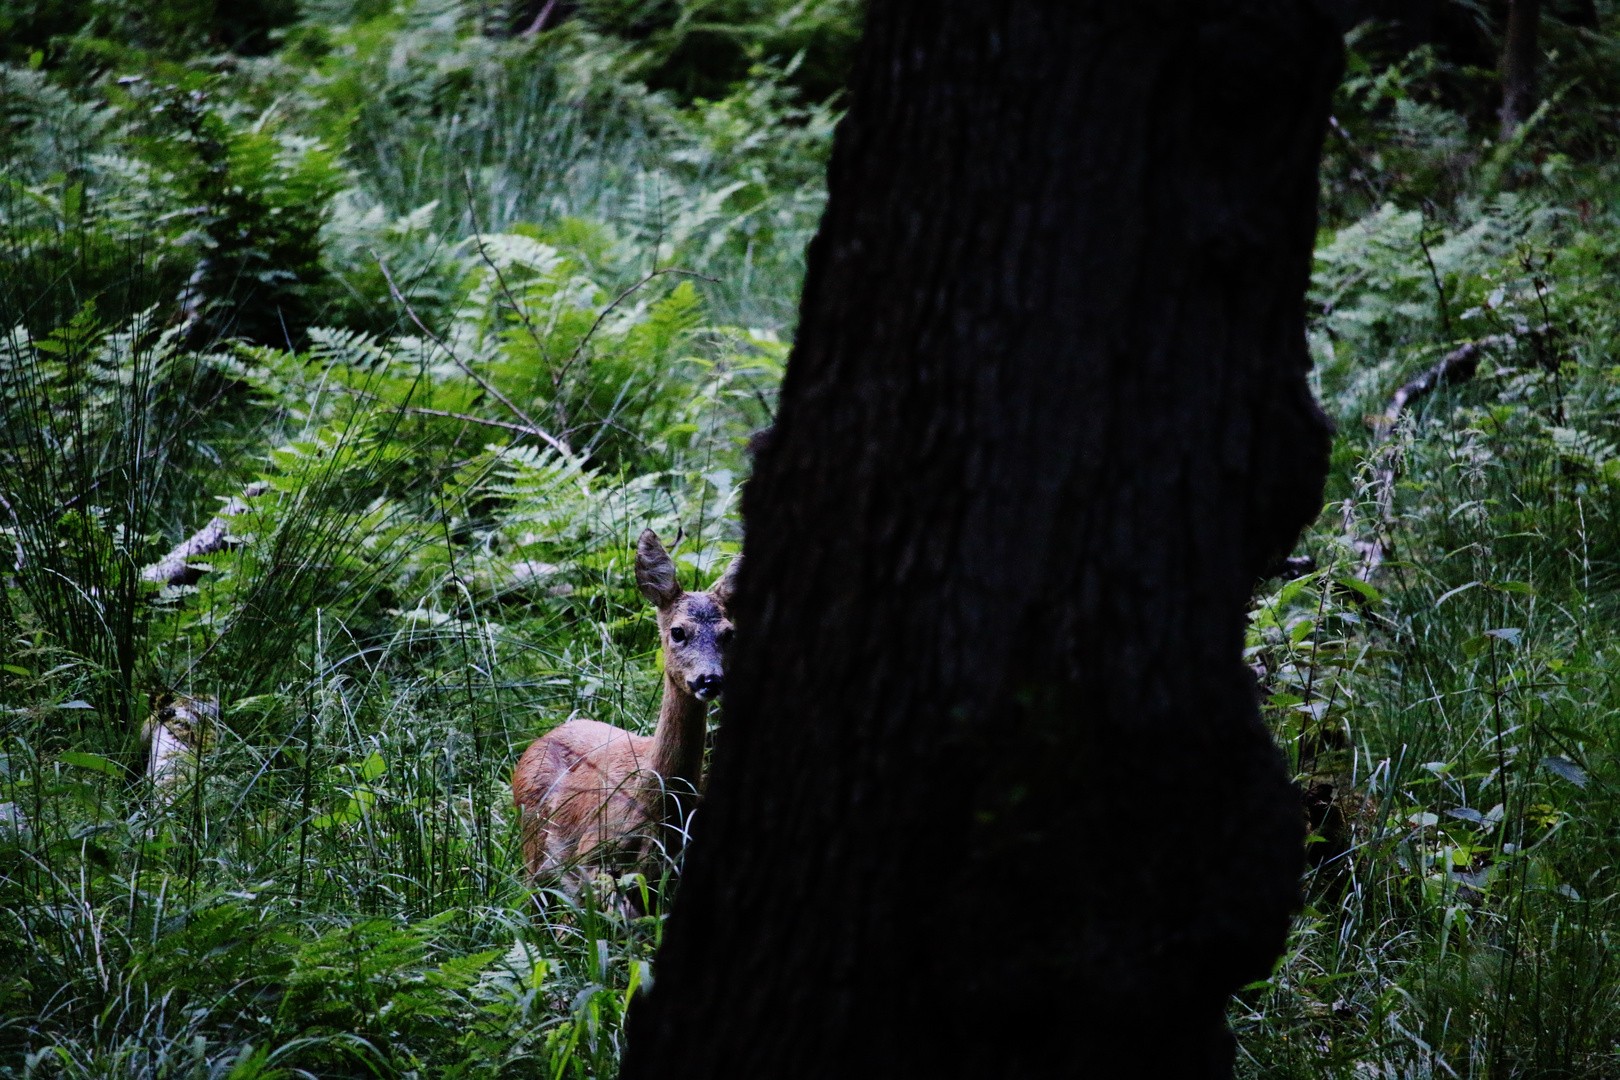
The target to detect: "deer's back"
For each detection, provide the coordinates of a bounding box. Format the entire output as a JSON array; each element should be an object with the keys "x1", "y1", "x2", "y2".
[{"x1": 514, "y1": 719, "x2": 657, "y2": 877}]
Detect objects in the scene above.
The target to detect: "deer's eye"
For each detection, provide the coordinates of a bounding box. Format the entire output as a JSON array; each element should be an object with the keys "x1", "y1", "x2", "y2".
[
  {"x1": 718, "y1": 628, "x2": 734, "y2": 645},
  {"x1": 670, "y1": 626, "x2": 687, "y2": 644}
]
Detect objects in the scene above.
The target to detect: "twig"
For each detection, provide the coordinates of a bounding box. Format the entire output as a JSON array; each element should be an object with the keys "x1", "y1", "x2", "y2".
[
  {"x1": 403, "y1": 405, "x2": 563, "y2": 437},
  {"x1": 461, "y1": 171, "x2": 554, "y2": 370},
  {"x1": 1417, "y1": 205, "x2": 1452, "y2": 339},
  {"x1": 461, "y1": 169, "x2": 568, "y2": 433},
  {"x1": 555, "y1": 267, "x2": 719, "y2": 389},
  {"x1": 1522, "y1": 250, "x2": 1564, "y2": 423},
  {"x1": 520, "y1": 0, "x2": 559, "y2": 36},
  {"x1": 1327, "y1": 115, "x2": 1385, "y2": 205},
  {"x1": 373, "y1": 251, "x2": 573, "y2": 457},
  {"x1": 343, "y1": 386, "x2": 568, "y2": 442}
]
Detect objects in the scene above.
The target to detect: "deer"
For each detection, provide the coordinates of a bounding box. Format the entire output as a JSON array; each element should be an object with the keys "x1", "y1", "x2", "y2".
[{"x1": 512, "y1": 529, "x2": 738, "y2": 903}]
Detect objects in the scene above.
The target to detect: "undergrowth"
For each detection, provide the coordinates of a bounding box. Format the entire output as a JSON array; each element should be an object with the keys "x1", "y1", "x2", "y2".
[
  {"x1": 1236, "y1": 15, "x2": 1620, "y2": 1077},
  {"x1": 10, "y1": 1, "x2": 1620, "y2": 1077},
  {"x1": 0, "y1": 2, "x2": 805, "y2": 1074}
]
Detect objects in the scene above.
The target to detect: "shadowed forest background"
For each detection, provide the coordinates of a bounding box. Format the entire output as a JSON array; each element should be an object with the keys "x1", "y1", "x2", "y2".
[{"x1": 3, "y1": 1, "x2": 1620, "y2": 1075}]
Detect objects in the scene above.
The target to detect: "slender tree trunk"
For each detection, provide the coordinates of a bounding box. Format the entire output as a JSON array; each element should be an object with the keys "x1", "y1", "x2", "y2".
[
  {"x1": 1500, "y1": 0, "x2": 1541, "y2": 136},
  {"x1": 622, "y1": 3, "x2": 1341, "y2": 1076}
]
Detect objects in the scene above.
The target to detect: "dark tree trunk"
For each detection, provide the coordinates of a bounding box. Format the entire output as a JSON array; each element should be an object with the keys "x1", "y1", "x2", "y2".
[
  {"x1": 1500, "y1": 0, "x2": 1541, "y2": 135},
  {"x1": 623, "y1": 3, "x2": 1341, "y2": 1076}
]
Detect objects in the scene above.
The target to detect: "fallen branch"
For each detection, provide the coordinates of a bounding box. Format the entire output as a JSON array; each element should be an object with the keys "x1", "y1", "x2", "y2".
[
  {"x1": 1374, "y1": 336, "x2": 1511, "y2": 440},
  {"x1": 1351, "y1": 335, "x2": 1511, "y2": 580},
  {"x1": 142, "y1": 482, "x2": 268, "y2": 586}
]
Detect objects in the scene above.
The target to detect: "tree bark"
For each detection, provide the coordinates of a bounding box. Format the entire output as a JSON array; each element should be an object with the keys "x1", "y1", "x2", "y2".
[
  {"x1": 622, "y1": 3, "x2": 1341, "y2": 1076},
  {"x1": 1500, "y1": 0, "x2": 1541, "y2": 136}
]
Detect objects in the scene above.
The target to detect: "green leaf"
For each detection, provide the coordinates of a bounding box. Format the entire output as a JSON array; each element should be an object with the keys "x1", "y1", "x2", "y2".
[
  {"x1": 1336, "y1": 576, "x2": 1382, "y2": 604},
  {"x1": 59, "y1": 752, "x2": 120, "y2": 776},
  {"x1": 312, "y1": 797, "x2": 362, "y2": 828},
  {"x1": 1435, "y1": 581, "x2": 1481, "y2": 607},
  {"x1": 1491, "y1": 580, "x2": 1537, "y2": 596},
  {"x1": 1541, "y1": 756, "x2": 1588, "y2": 789},
  {"x1": 359, "y1": 750, "x2": 387, "y2": 782}
]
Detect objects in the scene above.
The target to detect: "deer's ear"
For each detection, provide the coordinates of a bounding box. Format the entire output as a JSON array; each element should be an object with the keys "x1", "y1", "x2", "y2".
[
  {"x1": 710, "y1": 553, "x2": 741, "y2": 612},
  {"x1": 636, "y1": 530, "x2": 682, "y2": 607}
]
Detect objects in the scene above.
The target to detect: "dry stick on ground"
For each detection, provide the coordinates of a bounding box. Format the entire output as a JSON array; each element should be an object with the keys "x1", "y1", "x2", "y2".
[
  {"x1": 1373, "y1": 337, "x2": 1511, "y2": 440},
  {"x1": 141, "y1": 481, "x2": 270, "y2": 586},
  {"x1": 373, "y1": 251, "x2": 574, "y2": 457}
]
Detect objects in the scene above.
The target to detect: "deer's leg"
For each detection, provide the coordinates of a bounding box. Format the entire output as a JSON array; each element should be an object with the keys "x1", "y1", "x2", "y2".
[{"x1": 519, "y1": 807, "x2": 541, "y2": 879}]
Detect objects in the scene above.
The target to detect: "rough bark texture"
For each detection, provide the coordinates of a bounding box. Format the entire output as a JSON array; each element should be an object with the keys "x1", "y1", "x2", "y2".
[
  {"x1": 622, "y1": 3, "x2": 1341, "y2": 1076},
  {"x1": 1500, "y1": 0, "x2": 1542, "y2": 135}
]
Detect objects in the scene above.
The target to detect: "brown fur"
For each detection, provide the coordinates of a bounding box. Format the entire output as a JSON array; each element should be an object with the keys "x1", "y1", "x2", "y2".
[{"x1": 512, "y1": 530, "x2": 738, "y2": 891}]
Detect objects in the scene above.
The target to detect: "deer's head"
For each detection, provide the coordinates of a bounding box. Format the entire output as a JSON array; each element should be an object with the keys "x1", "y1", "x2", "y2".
[{"x1": 636, "y1": 529, "x2": 739, "y2": 703}]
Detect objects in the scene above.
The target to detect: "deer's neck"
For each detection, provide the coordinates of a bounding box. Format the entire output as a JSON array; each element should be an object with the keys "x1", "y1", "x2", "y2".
[{"x1": 649, "y1": 675, "x2": 707, "y2": 788}]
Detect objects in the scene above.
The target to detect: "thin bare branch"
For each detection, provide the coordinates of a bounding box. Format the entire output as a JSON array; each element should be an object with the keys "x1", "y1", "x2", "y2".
[
  {"x1": 373, "y1": 251, "x2": 573, "y2": 457},
  {"x1": 520, "y1": 0, "x2": 559, "y2": 36},
  {"x1": 460, "y1": 170, "x2": 571, "y2": 434},
  {"x1": 461, "y1": 171, "x2": 555, "y2": 371},
  {"x1": 555, "y1": 267, "x2": 720, "y2": 389},
  {"x1": 339, "y1": 381, "x2": 574, "y2": 453}
]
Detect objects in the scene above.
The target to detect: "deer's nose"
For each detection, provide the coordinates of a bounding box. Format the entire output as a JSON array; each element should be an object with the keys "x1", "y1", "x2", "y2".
[{"x1": 689, "y1": 672, "x2": 723, "y2": 701}]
